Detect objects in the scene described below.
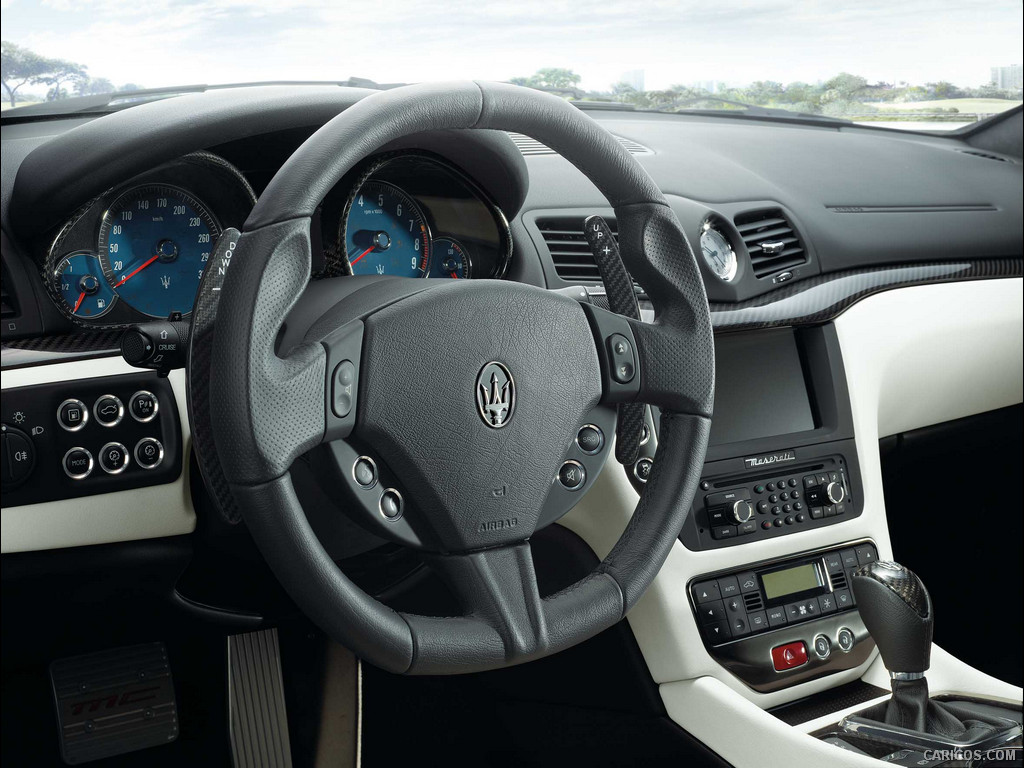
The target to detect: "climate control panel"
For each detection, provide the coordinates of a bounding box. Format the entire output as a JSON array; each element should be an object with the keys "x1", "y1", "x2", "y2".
[{"x1": 1, "y1": 373, "x2": 181, "y2": 506}]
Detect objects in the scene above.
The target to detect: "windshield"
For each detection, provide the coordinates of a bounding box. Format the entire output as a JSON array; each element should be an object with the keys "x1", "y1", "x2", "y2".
[{"x1": 2, "y1": 0, "x2": 1021, "y2": 130}]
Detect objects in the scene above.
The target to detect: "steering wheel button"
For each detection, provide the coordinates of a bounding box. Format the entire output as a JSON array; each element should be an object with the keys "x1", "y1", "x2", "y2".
[
  {"x1": 353, "y1": 456, "x2": 377, "y2": 489},
  {"x1": 558, "y1": 460, "x2": 586, "y2": 491},
  {"x1": 633, "y1": 457, "x2": 653, "y2": 483},
  {"x1": 332, "y1": 360, "x2": 356, "y2": 418},
  {"x1": 129, "y1": 390, "x2": 159, "y2": 422},
  {"x1": 63, "y1": 447, "x2": 93, "y2": 480},
  {"x1": 379, "y1": 488, "x2": 403, "y2": 520},
  {"x1": 134, "y1": 438, "x2": 164, "y2": 470},
  {"x1": 93, "y1": 395, "x2": 124, "y2": 427},
  {"x1": 576, "y1": 424, "x2": 604, "y2": 455},
  {"x1": 57, "y1": 399, "x2": 88, "y2": 431},
  {"x1": 98, "y1": 442, "x2": 129, "y2": 474}
]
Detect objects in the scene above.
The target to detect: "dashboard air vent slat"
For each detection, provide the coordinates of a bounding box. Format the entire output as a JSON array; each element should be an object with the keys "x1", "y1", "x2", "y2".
[
  {"x1": 744, "y1": 593, "x2": 764, "y2": 612},
  {"x1": 830, "y1": 571, "x2": 849, "y2": 591},
  {"x1": 957, "y1": 149, "x2": 1008, "y2": 162},
  {"x1": 536, "y1": 216, "x2": 645, "y2": 293},
  {"x1": 734, "y1": 208, "x2": 807, "y2": 278},
  {"x1": 509, "y1": 132, "x2": 652, "y2": 157}
]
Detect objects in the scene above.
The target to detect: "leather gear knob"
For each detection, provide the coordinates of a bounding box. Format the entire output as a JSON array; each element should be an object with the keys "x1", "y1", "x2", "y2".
[{"x1": 851, "y1": 561, "x2": 933, "y2": 675}]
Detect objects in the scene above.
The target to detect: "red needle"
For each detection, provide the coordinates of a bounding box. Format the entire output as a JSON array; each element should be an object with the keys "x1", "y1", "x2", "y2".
[
  {"x1": 73, "y1": 291, "x2": 86, "y2": 313},
  {"x1": 114, "y1": 254, "x2": 160, "y2": 287},
  {"x1": 349, "y1": 246, "x2": 375, "y2": 266}
]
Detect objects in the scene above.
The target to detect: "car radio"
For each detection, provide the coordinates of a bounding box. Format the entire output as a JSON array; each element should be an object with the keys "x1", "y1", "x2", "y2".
[{"x1": 689, "y1": 541, "x2": 878, "y2": 692}]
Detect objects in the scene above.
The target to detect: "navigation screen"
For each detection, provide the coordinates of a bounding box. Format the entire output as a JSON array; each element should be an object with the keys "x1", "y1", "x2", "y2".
[{"x1": 762, "y1": 563, "x2": 822, "y2": 601}]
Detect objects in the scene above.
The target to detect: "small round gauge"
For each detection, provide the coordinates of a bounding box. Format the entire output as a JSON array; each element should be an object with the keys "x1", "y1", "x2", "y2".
[
  {"x1": 699, "y1": 223, "x2": 738, "y2": 282},
  {"x1": 98, "y1": 184, "x2": 221, "y2": 318},
  {"x1": 343, "y1": 181, "x2": 431, "y2": 277},
  {"x1": 53, "y1": 251, "x2": 117, "y2": 319},
  {"x1": 428, "y1": 238, "x2": 472, "y2": 279}
]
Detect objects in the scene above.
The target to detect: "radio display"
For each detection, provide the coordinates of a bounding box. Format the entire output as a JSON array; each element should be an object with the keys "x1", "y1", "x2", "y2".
[{"x1": 761, "y1": 563, "x2": 823, "y2": 601}]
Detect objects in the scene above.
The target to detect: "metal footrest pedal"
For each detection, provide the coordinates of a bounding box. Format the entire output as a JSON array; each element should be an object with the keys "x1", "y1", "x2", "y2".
[{"x1": 228, "y1": 627, "x2": 293, "y2": 768}]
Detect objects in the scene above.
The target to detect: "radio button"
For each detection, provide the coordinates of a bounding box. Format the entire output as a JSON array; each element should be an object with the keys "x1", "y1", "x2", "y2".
[
  {"x1": 708, "y1": 507, "x2": 729, "y2": 526},
  {"x1": 717, "y1": 575, "x2": 741, "y2": 598},
  {"x1": 788, "y1": 479, "x2": 798, "y2": 488},
  {"x1": 737, "y1": 572, "x2": 759, "y2": 593},
  {"x1": 855, "y1": 545, "x2": 877, "y2": 565},
  {"x1": 748, "y1": 611, "x2": 768, "y2": 632},
  {"x1": 697, "y1": 600, "x2": 727, "y2": 623},
  {"x1": 835, "y1": 502, "x2": 848, "y2": 515},
  {"x1": 711, "y1": 525, "x2": 736, "y2": 540},
  {"x1": 702, "y1": 620, "x2": 730, "y2": 644},
  {"x1": 803, "y1": 475, "x2": 817, "y2": 489},
  {"x1": 772, "y1": 641, "x2": 807, "y2": 671},
  {"x1": 738, "y1": 521, "x2": 757, "y2": 536},
  {"x1": 810, "y1": 506, "x2": 825, "y2": 519},
  {"x1": 772, "y1": 518, "x2": 783, "y2": 527},
  {"x1": 817, "y1": 594, "x2": 838, "y2": 614},
  {"x1": 692, "y1": 580, "x2": 722, "y2": 604},
  {"x1": 817, "y1": 473, "x2": 830, "y2": 485},
  {"x1": 824, "y1": 504, "x2": 837, "y2": 517},
  {"x1": 767, "y1": 606, "x2": 788, "y2": 627},
  {"x1": 757, "y1": 501, "x2": 769, "y2": 514},
  {"x1": 705, "y1": 488, "x2": 749, "y2": 507}
]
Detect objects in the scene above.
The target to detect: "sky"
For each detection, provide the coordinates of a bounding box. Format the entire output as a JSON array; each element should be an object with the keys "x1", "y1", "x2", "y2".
[{"x1": 2, "y1": 0, "x2": 1022, "y2": 95}]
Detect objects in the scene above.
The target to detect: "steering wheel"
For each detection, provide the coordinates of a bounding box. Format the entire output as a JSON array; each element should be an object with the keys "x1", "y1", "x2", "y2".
[{"x1": 207, "y1": 81, "x2": 714, "y2": 674}]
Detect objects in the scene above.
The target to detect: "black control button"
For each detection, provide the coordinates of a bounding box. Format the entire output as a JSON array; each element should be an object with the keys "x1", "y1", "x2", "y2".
[
  {"x1": 133, "y1": 438, "x2": 164, "y2": 470},
  {"x1": 558, "y1": 461, "x2": 586, "y2": 491},
  {"x1": 855, "y1": 545, "x2": 876, "y2": 565},
  {"x1": 784, "y1": 515, "x2": 794, "y2": 525},
  {"x1": 771, "y1": 505, "x2": 781, "y2": 515},
  {"x1": 766, "y1": 606, "x2": 788, "y2": 627},
  {"x1": 837, "y1": 627, "x2": 855, "y2": 652},
  {"x1": 766, "y1": 482, "x2": 775, "y2": 492},
  {"x1": 810, "y1": 506, "x2": 825, "y2": 520},
  {"x1": 633, "y1": 457, "x2": 653, "y2": 483},
  {"x1": 57, "y1": 399, "x2": 88, "y2": 431},
  {"x1": 711, "y1": 525, "x2": 736, "y2": 540},
  {"x1": 332, "y1": 360, "x2": 357, "y2": 418},
  {"x1": 785, "y1": 600, "x2": 818, "y2": 621},
  {"x1": 793, "y1": 501, "x2": 803, "y2": 511},
  {"x1": 756, "y1": 501, "x2": 769, "y2": 514},
  {"x1": 834, "y1": 589, "x2": 854, "y2": 610},
  {"x1": 702, "y1": 620, "x2": 730, "y2": 644},
  {"x1": 788, "y1": 478, "x2": 798, "y2": 488},
  {"x1": 379, "y1": 488, "x2": 403, "y2": 520},
  {"x1": 738, "y1": 520, "x2": 757, "y2": 536},
  {"x1": 772, "y1": 518, "x2": 783, "y2": 527},
  {"x1": 779, "y1": 491, "x2": 789, "y2": 501},
  {"x1": 796, "y1": 513, "x2": 806, "y2": 522},
  {"x1": 824, "y1": 504, "x2": 837, "y2": 517},
  {"x1": 729, "y1": 616, "x2": 749, "y2": 638},
  {"x1": 3, "y1": 426, "x2": 36, "y2": 486},
  {"x1": 817, "y1": 473, "x2": 830, "y2": 486},
  {"x1": 576, "y1": 424, "x2": 604, "y2": 455},
  {"x1": 700, "y1": 480, "x2": 710, "y2": 491},
  {"x1": 717, "y1": 575, "x2": 741, "y2": 598},
  {"x1": 754, "y1": 484, "x2": 765, "y2": 494},
  {"x1": 129, "y1": 390, "x2": 158, "y2": 422},
  {"x1": 696, "y1": 600, "x2": 726, "y2": 624},
  {"x1": 817, "y1": 593, "x2": 838, "y2": 614},
  {"x1": 607, "y1": 334, "x2": 635, "y2": 383},
  {"x1": 812, "y1": 634, "x2": 832, "y2": 660},
  {"x1": 783, "y1": 503, "x2": 792, "y2": 513},
  {"x1": 790, "y1": 490, "x2": 800, "y2": 499},
  {"x1": 839, "y1": 549, "x2": 859, "y2": 569},
  {"x1": 769, "y1": 494, "x2": 778, "y2": 503},
  {"x1": 98, "y1": 442, "x2": 129, "y2": 474},
  {"x1": 724, "y1": 596, "x2": 745, "y2": 617},
  {"x1": 761, "y1": 520, "x2": 772, "y2": 530},
  {"x1": 824, "y1": 551, "x2": 844, "y2": 573},
  {"x1": 748, "y1": 611, "x2": 769, "y2": 632},
  {"x1": 707, "y1": 507, "x2": 729, "y2": 526},
  {"x1": 93, "y1": 395, "x2": 124, "y2": 427},
  {"x1": 353, "y1": 456, "x2": 377, "y2": 489},
  {"x1": 692, "y1": 580, "x2": 721, "y2": 604},
  {"x1": 62, "y1": 447, "x2": 93, "y2": 480},
  {"x1": 639, "y1": 424, "x2": 650, "y2": 446},
  {"x1": 829, "y1": 471, "x2": 841, "y2": 483},
  {"x1": 834, "y1": 502, "x2": 848, "y2": 515},
  {"x1": 705, "y1": 488, "x2": 749, "y2": 507},
  {"x1": 803, "y1": 475, "x2": 817, "y2": 488},
  {"x1": 737, "y1": 572, "x2": 759, "y2": 593}
]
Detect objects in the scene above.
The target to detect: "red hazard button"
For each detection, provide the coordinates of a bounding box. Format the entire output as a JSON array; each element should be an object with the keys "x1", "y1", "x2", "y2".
[{"x1": 771, "y1": 641, "x2": 808, "y2": 671}]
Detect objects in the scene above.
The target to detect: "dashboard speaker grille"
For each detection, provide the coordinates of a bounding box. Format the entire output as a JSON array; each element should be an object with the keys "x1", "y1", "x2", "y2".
[
  {"x1": 734, "y1": 208, "x2": 807, "y2": 278},
  {"x1": 509, "y1": 132, "x2": 652, "y2": 157}
]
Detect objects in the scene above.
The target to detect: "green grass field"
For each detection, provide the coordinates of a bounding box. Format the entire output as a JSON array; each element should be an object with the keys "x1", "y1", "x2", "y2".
[{"x1": 868, "y1": 98, "x2": 1021, "y2": 114}]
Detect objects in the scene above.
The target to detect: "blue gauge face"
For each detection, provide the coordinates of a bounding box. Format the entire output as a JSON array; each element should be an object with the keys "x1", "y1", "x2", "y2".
[
  {"x1": 344, "y1": 181, "x2": 431, "y2": 277},
  {"x1": 428, "y1": 238, "x2": 471, "y2": 279},
  {"x1": 98, "y1": 184, "x2": 220, "y2": 318},
  {"x1": 54, "y1": 251, "x2": 117, "y2": 319}
]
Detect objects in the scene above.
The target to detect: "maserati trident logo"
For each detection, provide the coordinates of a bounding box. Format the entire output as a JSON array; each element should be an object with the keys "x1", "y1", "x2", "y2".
[{"x1": 476, "y1": 361, "x2": 516, "y2": 428}]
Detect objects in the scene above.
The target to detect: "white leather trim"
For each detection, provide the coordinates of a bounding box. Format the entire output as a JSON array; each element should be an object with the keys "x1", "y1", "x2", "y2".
[
  {"x1": 1, "y1": 356, "x2": 196, "y2": 552},
  {"x1": 562, "y1": 277, "x2": 1024, "y2": 763}
]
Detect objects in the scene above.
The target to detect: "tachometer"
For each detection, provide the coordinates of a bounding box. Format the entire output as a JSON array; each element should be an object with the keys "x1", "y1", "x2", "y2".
[
  {"x1": 98, "y1": 184, "x2": 220, "y2": 318},
  {"x1": 343, "y1": 181, "x2": 431, "y2": 277},
  {"x1": 53, "y1": 251, "x2": 116, "y2": 319}
]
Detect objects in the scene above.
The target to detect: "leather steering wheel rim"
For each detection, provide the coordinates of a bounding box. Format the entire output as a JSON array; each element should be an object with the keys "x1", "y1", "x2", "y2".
[{"x1": 207, "y1": 81, "x2": 715, "y2": 674}]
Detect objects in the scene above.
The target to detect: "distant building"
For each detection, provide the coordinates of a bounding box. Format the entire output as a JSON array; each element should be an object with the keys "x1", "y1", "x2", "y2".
[
  {"x1": 621, "y1": 69, "x2": 645, "y2": 91},
  {"x1": 691, "y1": 80, "x2": 721, "y2": 94},
  {"x1": 990, "y1": 65, "x2": 1023, "y2": 90}
]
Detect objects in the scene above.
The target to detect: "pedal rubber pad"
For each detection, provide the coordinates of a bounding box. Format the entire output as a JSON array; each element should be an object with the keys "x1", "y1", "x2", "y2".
[{"x1": 50, "y1": 641, "x2": 178, "y2": 764}]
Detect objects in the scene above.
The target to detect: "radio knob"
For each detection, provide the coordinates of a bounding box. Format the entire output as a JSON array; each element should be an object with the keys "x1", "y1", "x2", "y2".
[
  {"x1": 731, "y1": 499, "x2": 754, "y2": 524},
  {"x1": 825, "y1": 481, "x2": 845, "y2": 504}
]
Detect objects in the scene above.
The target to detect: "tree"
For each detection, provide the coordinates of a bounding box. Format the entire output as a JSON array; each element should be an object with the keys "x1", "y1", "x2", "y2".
[
  {"x1": 823, "y1": 72, "x2": 868, "y2": 101},
  {"x1": 510, "y1": 68, "x2": 582, "y2": 92},
  {"x1": 75, "y1": 76, "x2": 115, "y2": 97},
  {"x1": 926, "y1": 81, "x2": 961, "y2": 99},
  {"x1": 40, "y1": 58, "x2": 87, "y2": 101},
  {"x1": 1, "y1": 41, "x2": 48, "y2": 107}
]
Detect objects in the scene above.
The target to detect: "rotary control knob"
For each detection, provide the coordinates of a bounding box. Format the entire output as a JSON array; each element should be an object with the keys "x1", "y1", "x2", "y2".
[
  {"x1": 825, "y1": 481, "x2": 845, "y2": 504},
  {"x1": 730, "y1": 499, "x2": 754, "y2": 524}
]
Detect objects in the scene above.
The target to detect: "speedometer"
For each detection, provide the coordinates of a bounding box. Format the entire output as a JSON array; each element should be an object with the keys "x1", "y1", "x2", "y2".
[
  {"x1": 343, "y1": 181, "x2": 431, "y2": 277},
  {"x1": 98, "y1": 184, "x2": 220, "y2": 318}
]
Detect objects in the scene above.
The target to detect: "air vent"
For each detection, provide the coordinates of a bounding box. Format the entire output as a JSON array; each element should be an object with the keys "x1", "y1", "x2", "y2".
[
  {"x1": 509, "y1": 132, "x2": 652, "y2": 157},
  {"x1": 743, "y1": 593, "x2": 764, "y2": 612},
  {"x1": 538, "y1": 216, "x2": 616, "y2": 284},
  {"x1": 829, "y1": 570, "x2": 849, "y2": 591},
  {"x1": 957, "y1": 148, "x2": 1008, "y2": 162},
  {"x1": 734, "y1": 208, "x2": 807, "y2": 278},
  {"x1": 1, "y1": 263, "x2": 18, "y2": 318}
]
